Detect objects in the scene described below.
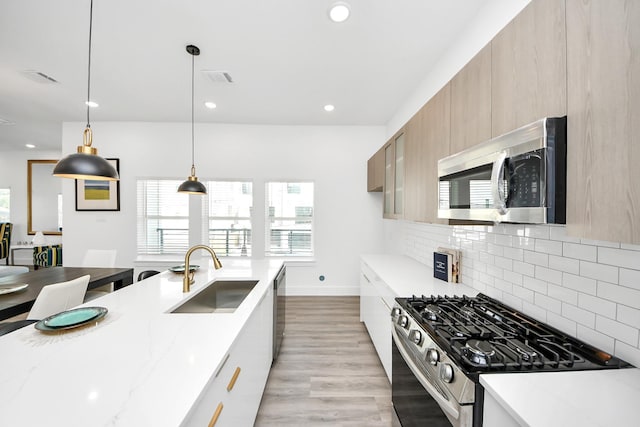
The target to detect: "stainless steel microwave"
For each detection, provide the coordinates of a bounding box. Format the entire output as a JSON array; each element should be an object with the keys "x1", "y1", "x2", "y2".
[{"x1": 437, "y1": 117, "x2": 566, "y2": 224}]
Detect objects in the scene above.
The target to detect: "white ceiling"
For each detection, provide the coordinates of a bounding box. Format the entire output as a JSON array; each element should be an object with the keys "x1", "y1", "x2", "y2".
[{"x1": 0, "y1": 0, "x2": 494, "y2": 152}]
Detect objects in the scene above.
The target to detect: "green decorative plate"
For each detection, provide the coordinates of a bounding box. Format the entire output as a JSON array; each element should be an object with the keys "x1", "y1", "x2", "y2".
[
  {"x1": 169, "y1": 265, "x2": 199, "y2": 274},
  {"x1": 35, "y1": 307, "x2": 108, "y2": 331}
]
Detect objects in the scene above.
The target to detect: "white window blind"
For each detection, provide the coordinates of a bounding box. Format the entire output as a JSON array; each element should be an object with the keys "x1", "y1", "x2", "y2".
[
  {"x1": 202, "y1": 181, "x2": 252, "y2": 257},
  {"x1": 0, "y1": 188, "x2": 10, "y2": 222},
  {"x1": 137, "y1": 180, "x2": 189, "y2": 254},
  {"x1": 266, "y1": 182, "x2": 313, "y2": 256}
]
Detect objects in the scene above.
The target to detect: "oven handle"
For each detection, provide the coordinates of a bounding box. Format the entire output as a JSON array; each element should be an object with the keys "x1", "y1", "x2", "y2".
[
  {"x1": 391, "y1": 327, "x2": 460, "y2": 421},
  {"x1": 491, "y1": 151, "x2": 508, "y2": 215}
]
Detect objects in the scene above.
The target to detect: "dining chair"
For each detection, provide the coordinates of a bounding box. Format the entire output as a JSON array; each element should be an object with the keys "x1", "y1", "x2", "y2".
[
  {"x1": 0, "y1": 223, "x2": 13, "y2": 265},
  {"x1": 33, "y1": 244, "x2": 63, "y2": 269},
  {"x1": 82, "y1": 249, "x2": 117, "y2": 302},
  {"x1": 137, "y1": 270, "x2": 160, "y2": 281},
  {"x1": 0, "y1": 275, "x2": 90, "y2": 336}
]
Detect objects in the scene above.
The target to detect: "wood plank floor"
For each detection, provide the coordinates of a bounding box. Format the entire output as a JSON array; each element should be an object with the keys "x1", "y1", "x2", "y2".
[{"x1": 254, "y1": 296, "x2": 392, "y2": 427}]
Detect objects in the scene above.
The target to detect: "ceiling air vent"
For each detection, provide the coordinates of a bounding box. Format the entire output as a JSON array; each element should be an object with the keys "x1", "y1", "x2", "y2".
[
  {"x1": 21, "y1": 70, "x2": 59, "y2": 84},
  {"x1": 202, "y1": 70, "x2": 233, "y2": 83}
]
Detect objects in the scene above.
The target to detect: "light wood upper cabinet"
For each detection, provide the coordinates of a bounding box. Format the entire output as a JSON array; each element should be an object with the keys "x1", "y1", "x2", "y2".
[
  {"x1": 383, "y1": 131, "x2": 405, "y2": 219},
  {"x1": 450, "y1": 44, "x2": 492, "y2": 154},
  {"x1": 566, "y1": 0, "x2": 640, "y2": 243},
  {"x1": 404, "y1": 84, "x2": 451, "y2": 223},
  {"x1": 367, "y1": 147, "x2": 384, "y2": 192},
  {"x1": 491, "y1": 0, "x2": 567, "y2": 137}
]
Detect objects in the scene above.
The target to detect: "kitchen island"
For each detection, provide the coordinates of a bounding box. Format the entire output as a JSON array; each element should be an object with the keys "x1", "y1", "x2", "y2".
[{"x1": 0, "y1": 258, "x2": 283, "y2": 426}]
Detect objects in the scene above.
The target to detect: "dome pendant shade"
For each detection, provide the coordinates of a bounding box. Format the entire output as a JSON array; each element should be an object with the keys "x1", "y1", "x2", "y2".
[
  {"x1": 53, "y1": 127, "x2": 119, "y2": 180},
  {"x1": 178, "y1": 175, "x2": 207, "y2": 194}
]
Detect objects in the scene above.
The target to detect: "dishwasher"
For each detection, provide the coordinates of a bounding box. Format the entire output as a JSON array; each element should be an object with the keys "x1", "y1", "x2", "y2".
[{"x1": 272, "y1": 264, "x2": 286, "y2": 361}]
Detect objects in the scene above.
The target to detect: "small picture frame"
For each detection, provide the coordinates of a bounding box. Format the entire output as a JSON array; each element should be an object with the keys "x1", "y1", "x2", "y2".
[{"x1": 75, "y1": 158, "x2": 120, "y2": 211}]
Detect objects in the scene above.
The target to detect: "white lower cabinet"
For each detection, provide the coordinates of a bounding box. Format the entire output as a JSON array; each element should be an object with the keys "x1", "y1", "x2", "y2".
[
  {"x1": 181, "y1": 285, "x2": 273, "y2": 427},
  {"x1": 483, "y1": 389, "x2": 521, "y2": 427},
  {"x1": 360, "y1": 262, "x2": 394, "y2": 382}
]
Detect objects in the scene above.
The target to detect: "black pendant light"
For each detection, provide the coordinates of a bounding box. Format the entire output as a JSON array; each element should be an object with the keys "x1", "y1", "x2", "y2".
[
  {"x1": 53, "y1": 0, "x2": 119, "y2": 181},
  {"x1": 178, "y1": 45, "x2": 207, "y2": 195}
]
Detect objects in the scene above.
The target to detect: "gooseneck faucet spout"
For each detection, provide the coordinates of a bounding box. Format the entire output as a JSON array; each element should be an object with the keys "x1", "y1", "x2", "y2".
[{"x1": 183, "y1": 245, "x2": 222, "y2": 292}]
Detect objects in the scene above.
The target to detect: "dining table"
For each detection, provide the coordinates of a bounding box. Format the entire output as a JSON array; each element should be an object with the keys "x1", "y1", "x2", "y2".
[{"x1": 0, "y1": 267, "x2": 134, "y2": 321}]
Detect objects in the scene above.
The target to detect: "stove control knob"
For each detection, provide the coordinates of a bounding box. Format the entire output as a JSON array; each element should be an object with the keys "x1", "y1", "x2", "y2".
[
  {"x1": 398, "y1": 315, "x2": 409, "y2": 329},
  {"x1": 426, "y1": 348, "x2": 439, "y2": 366},
  {"x1": 440, "y1": 363, "x2": 454, "y2": 383},
  {"x1": 409, "y1": 330, "x2": 422, "y2": 345},
  {"x1": 391, "y1": 307, "x2": 402, "y2": 318}
]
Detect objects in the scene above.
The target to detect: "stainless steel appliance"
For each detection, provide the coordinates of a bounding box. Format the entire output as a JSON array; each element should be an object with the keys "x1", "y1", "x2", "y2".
[
  {"x1": 391, "y1": 293, "x2": 631, "y2": 427},
  {"x1": 438, "y1": 117, "x2": 566, "y2": 224},
  {"x1": 272, "y1": 264, "x2": 286, "y2": 361}
]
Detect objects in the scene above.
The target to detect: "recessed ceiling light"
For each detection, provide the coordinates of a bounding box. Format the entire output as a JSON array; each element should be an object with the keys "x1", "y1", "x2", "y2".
[
  {"x1": 85, "y1": 101, "x2": 99, "y2": 108},
  {"x1": 329, "y1": 2, "x2": 350, "y2": 23},
  {"x1": 324, "y1": 104, "x2": 335, "y2": 112},
  {"x1": 204, "y1": 101, "x2": 217, "y2": 109},
  {"x1": 25, "y1": 143, "x2": 35, "y2": 149}
]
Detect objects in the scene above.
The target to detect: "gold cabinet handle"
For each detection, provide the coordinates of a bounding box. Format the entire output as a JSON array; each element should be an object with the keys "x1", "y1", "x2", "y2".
[
  {"x1": 208, "y1": 402, "x2": 223, "y2": 427},
  {"x1": 227, "y1": 367, "x2": 241, "y2": 392}
]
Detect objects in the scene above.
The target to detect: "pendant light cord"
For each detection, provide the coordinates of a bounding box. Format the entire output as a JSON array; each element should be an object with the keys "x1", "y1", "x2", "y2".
[
  {"x1": 191, "y1": 51, "x2": 195, "y2": 169},
  {"x1": 86, "y1": 0, "x2": 94, "y2": 128}
]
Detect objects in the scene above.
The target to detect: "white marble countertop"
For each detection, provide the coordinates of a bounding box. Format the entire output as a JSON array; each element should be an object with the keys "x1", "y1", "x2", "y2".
[
  {"x1": 481, "y1": 368, "x2": 640, "y2": 426},
  {"x1": 360, "y1": 253, "x2": 478, "y2": 298},
  {"x1": 0, "y1": 258, "x2": 283, "y2": 427}
]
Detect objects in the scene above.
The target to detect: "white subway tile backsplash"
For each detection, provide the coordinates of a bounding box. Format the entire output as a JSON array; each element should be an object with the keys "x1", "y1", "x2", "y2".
[
  {"x1": 577, "y1": 325, "x2": 615, "y2": 354},
  {"x1": 513, "y1": 236, "x2": 535, "y2": 250},
  {"x1": 396, "y1": 220, "x2": 640, "y2": 367},
  {"x1": 513, "y1": 260, "x2": 535, "y2": 277},
  {"x1": 598, "y1": 282, "x2": 640, "y2": 310},
  {"x1": 534, "y1": 293, "x2": 562, "y2": 314},
  {"x1": 563, "y1": 242, "x2": 597, "y2": 262},
  {"x1": 534, "y1": 239, "x2": 563, "y2": 256},
  {"x1": 494, "y1": 256, "x2": 513, "y2": 271},
  {"x1": 596, "y1": 315, "x2": 639, "y2": 346},
  {"x1": 562, "y1": 273, "x2": 597, "y2": 295},
  {"x1": 578, "y1": 294, "x2": 617, "y2": 319},
  {"x1": 523, "y1": 276, "x2": 548, "y2": 294},
  {"x1": 547, "y1": 311, "x2": 577, "y2": 336},
  {"x1": 522, "y1": 300, "x2": 547, "y2": 321},
  {"x1": 614, "y1": 341, "x2": 640, "y2": 367},
  {"x1": 598, "y1": 247, "x2": 640, "y2": 269},
  {"x1": 535, "y1": 266, "x2": 563, "y2": 285},
  {"x1": 549, "y1": 225, "x2": 581, "y2": 243},
  {"x1": 619, "y1": 268, "x2": 640, "y2": 291},
  {"x1": 549, "y1": 255, "x2": 580, "y2": 275},
  {"x1": 579, "y1": 260, "x2": 618, "y2": 284},
  {"x1": 617, "y1": 305, "x2": 640, "y2": 329},
  {"x1": 547, "y1": 283, "x2": 578, "y2": 305},
  {"x1": 524, "y1": 250, "x2": 549, "y2": 267},
  {"x1": 503, "y1": 270, "x2": 523, "y2": 286},
  {"x1": 562, "y1": 303, "x2": 596, "y2": 328}
]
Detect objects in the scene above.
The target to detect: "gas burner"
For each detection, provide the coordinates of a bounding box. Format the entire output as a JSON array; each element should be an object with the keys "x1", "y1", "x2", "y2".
[
  {"x1": 461, "y1": 339, "x2": 496, "y2": 366},
  {"x1": 459, "y1": 305, "x2": 475, "y2": 318},
  {"x1": 513, "y1": 343, "x2": 538, "y2": 362},
  {"x1": 421, "y1": 304, "x2": 442, "y2": 321}
]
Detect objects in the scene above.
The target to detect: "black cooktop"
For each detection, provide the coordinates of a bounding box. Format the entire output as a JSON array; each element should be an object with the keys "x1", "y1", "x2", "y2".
[{"x1": 397, "y1": 293, "x2": 632, "y2": 375}]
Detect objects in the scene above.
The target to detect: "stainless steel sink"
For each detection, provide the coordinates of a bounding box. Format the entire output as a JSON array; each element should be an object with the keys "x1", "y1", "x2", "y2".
[{"x1": 170, "y1": 280, "x2": 259, "y2": 313}]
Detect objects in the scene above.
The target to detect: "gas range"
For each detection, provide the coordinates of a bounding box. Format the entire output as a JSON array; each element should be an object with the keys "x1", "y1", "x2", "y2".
[{"x1": 391, "y1": 293, "x2": 632, "y2": 427}]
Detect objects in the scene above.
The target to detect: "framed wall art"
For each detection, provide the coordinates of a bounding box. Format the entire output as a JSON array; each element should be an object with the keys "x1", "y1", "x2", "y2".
[{"x1": 75, "y1": 158, "x2": 120, "y2": 211}]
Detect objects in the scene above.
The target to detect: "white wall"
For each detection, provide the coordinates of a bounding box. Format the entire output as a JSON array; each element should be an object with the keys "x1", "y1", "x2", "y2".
[
  {"x1": 61, "y1": 122, "x2": 385, "y2": 294},
  {"x1": 0, "y1": 150, "x2": 62, "y2": 264},
  {"x1": 384, "y1": 220, "x2": 640, "y2": 367},
  {"x1": 386, "y1": 0, "x2": 531, "y2": 138}
]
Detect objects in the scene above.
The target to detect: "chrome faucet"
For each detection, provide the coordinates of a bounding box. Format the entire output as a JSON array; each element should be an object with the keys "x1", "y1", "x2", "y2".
[{"x1": 183, "y1": 244, "x2": 222, "y2": 292}]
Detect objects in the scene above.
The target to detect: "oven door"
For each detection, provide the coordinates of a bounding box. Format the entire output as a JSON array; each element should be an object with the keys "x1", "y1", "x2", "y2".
[{"x1": 392, "y1": 338, "x2": 452, "y2": 426}]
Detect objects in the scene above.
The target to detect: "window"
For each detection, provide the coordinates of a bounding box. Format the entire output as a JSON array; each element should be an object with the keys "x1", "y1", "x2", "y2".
[
  {"x1": 266, "y1": 182, "x2": 313, "y2": 256},
  {"x1": 137, "y1": 180, "x2": 189, "y2": 254},
  {"x1": 203, "y1": 181, "x2": 252, "y2": 257},
  {"x1": 0, "y1": 189, "x2": 9, "y2": 222}
]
